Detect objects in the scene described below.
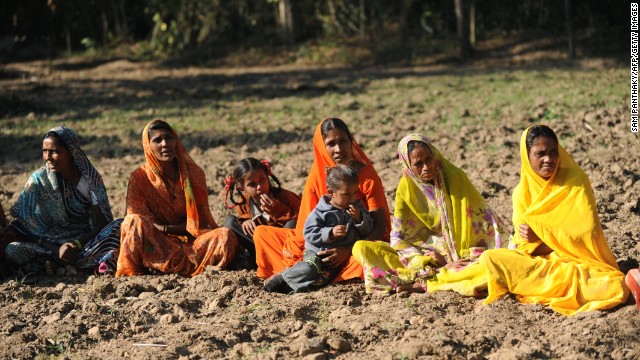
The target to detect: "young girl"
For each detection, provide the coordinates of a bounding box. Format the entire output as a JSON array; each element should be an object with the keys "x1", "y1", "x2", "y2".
[
  {"x1": 264, "y1": 164, "x2": 374, "y2": 293},
  {"x1": 221, "y1": 158, "x2": 301, "y2": 268}
]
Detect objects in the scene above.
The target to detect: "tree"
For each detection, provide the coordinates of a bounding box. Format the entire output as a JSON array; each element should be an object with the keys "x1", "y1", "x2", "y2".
[
  {"x1": 278, "y1": 0, "x2": 295, "y2": 44},
  {"x1": 454, "y1": 0, "x2": 471, "y2": 58},
  {"x1": 564, "y1": 0, "x2": 575, "y2": 59}
]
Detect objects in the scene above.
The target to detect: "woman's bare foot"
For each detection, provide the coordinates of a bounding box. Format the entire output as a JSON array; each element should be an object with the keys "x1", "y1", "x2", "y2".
[{"x1": 396, "y1": 283, "x2": 425, "y2": 294}]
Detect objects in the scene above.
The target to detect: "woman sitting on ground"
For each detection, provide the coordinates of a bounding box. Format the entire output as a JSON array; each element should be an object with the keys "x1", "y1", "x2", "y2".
[
  {"x1": 480, "y1": 125, "x2": 628, "y2": 315},
  {"x1": 116, "y1": 120, "x2": 237, "y2": 277},
  {"x1": 353, "y1": 133, "x2": 510, "y2": 295},
  {"x1": 253, "y1": 117, "x2": 391, "y2": 282},
  {"x1": 2, "y1": 126, "x2": 122, "y2": 281}
]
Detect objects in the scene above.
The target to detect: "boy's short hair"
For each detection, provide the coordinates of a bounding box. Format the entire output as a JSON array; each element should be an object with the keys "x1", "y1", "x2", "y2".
[{"x1": 326, "y1": 164, "x2": 359, "y2": 191}]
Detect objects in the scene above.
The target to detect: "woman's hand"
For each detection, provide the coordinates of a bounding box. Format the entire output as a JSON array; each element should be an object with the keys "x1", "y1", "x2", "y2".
[
  {"x1": 520, "y1": 224, "x2": 553, "y2": 256},
  {"x1": 424, "y1": 249, "x2": 447, "y2": 267},
  {"x1": 519, "y1": 224, "x2": 541, "y2": 242},
  {"x1": 58, "y1": 242, "x2": 79, "y2": 264},
  {"x1": 317, "y1": 247, "x2": 351, "y2": 269},
  {"x1": 241, "y1": 220, "x2": 257, "y2": 236}
]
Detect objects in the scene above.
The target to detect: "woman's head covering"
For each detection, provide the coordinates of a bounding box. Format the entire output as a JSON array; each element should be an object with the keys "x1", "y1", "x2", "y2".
[
  {"x1": 394, "y1": 133, "x2": 508, "y2": 263},
  {"x1": 142, "y1": 120, "x2": 205, "y2": 236},
  {"x1": 512, "y1": 125, "x2": 619, "y2": 268},
  {"x1": 46, "y1": 125, "x2": 113, "y2": 222}
]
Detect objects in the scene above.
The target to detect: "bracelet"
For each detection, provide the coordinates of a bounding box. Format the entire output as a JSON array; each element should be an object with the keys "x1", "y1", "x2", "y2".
[{"x1": 73, "y1": 239, "x2": 84, "y2": 249}]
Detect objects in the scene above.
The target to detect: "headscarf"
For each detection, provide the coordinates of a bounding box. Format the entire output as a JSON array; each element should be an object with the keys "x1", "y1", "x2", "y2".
[
  {"x1": 393, "y1": 134, "x2": 509, "y2": 264},
  {"x1": 52, "y1": 126, "x2": 113, "y2": 222},
  {"x1": 512, "y1": 125, "x2": 620, "y2": 269},
  {"x1": 10, "y1": 125, "x2": 113, "y2": 242},
  {"x1": 141, "y1": 121, "x2": 211, "y2": 237}
]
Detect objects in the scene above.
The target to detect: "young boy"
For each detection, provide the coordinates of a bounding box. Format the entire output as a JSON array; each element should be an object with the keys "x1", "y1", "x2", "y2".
[{"x1": 264, "y1": 164, "x2": 374, "y2": 293}]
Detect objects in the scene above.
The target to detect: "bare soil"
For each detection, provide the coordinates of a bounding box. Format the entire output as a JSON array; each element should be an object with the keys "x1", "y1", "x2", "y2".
[{"x1": 0, "y1": 46, "x2": 639, "y2": 359}]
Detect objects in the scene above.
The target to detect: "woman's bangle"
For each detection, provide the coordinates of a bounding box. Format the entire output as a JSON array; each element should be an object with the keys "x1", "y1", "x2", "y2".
[{"x1": 73, "y1": 239, "x2": 84, "y2": 249}]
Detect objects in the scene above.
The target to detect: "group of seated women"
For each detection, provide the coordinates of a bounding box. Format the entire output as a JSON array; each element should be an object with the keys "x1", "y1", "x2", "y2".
[{"x1": 0, "y1": 118, "x2": 635, "y2": 316}]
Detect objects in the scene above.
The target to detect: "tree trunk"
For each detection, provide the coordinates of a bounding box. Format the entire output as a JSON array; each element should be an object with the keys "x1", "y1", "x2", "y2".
[
  {"x1": 278, "y1": 0, "x2": 295, "y2": 44},
  {"x1": 359, "y1": 0, "x2": 366, "y2": 40},
  {"x1": 65, "y1": 27, "x2": 71, "y2": 55},
  {"x1": 469, "y1": 0, "x2": 476, "y2": 46},
  {"x1": 564, "y1": 0, "x2": 575, "y2": 59},
  {"x1": 327, "y1": 0, "x2": 343, "y2": 34},
  {"x1": 399, "y1": 0, "x2": 415, "y2": 40},
  {"x1": 99, "y1": 0, "x2": 109, "y2": 46},
  {"x1": 454, "y1": 0, "x2": 471, "y2": 58}
]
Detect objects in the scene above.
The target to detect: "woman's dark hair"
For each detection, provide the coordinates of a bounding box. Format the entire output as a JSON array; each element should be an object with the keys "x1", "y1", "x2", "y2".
[
  {"x1": 43, "y1": 132, "x2": 68, "y2": 150},
  {"x1": 525, "y1": 125, "x2": 558, "y2": 154},
  {"x1": 326, "y1": 164, "x2": 359, "y2": 191},
  {"x1": 320, "y1": 117, "x2": 353, "y2": 141},
  {"x1": 148, "y1": 119, "x2": 173, "y2": 139},
  {"x1": 407, "y1": 140, "x2": 429, "y2": 158},
  {"x1": 227, "y1": 157, "x2": 282, "y2": 206}
]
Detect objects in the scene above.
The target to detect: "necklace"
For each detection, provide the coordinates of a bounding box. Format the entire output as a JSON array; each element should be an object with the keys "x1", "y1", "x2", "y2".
[{"x1": 162, "y1": 168, "x2": 179, "y2": 201}]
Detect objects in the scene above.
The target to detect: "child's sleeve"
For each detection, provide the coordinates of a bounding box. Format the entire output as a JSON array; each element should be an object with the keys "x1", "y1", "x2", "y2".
[
  {"x1": 269, "y1": 190, "x2": 301, "y2": 226},
  {"x1": 303, "y1": 210, "x2": 332, "y2": 246},
  {"x1": 354, "y1": 201, "x2": 374, "y2": 237},
  {"x1": 235, "y1": 203, "x2": 252, "y2": 224}
]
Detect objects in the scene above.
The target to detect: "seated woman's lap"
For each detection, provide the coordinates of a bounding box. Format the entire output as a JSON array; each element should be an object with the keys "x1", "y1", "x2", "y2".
[
  {"x1": 254, "y1": 226, "x2": 293, "y2": 278},
  {"x1": 254, "y1": 225, "x2": 364, "y2": 281},
  {"x1": 118, "y1": 214, "x2": 236, "y2": 277},
  {"x1": 333, "y1": 256, "x2": 364, "y2": 282},
  {"x1": 353, "y1": 241, "x2": 403, "y2": 270}
]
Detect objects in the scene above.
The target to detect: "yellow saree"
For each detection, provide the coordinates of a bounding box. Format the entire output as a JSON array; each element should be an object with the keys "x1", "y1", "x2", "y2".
[
  {"x1": 480, "y1": 126, "x2": 628, "y2": 315},
  {"x1": 353, "y1": 134, "x2": 510, "y2": 295}
]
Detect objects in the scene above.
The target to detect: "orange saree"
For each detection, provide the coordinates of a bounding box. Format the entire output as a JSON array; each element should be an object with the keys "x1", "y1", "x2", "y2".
[
  {"x1": 116, "y1": 122, "x2": 237, "y2": 277},
  {"x1": 254, "y1": 120, "x2": 391, "y2": 280}
]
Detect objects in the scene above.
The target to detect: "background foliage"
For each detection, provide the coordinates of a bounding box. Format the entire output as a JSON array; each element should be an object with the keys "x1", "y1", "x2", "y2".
[{"x1": 0, "y1": 0, "x2": 628, "y2": 62}]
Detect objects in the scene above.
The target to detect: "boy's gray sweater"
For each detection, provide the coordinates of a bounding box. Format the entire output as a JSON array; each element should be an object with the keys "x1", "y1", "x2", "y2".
[{"x1": 302, "y1": 195, "x2": 374, "y2": 253}]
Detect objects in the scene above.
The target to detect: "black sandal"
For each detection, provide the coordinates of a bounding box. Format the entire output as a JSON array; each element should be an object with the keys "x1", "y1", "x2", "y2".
[{"x1": 263, "y1": 273, "x2": 293, "y2": 294}]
